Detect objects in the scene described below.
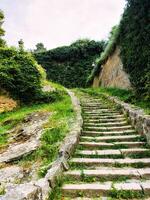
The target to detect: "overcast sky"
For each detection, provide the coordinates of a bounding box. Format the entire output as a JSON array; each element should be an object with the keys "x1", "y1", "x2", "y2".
[{"x1": 0, "y1": 0, "x2": 126, "y2": 50}]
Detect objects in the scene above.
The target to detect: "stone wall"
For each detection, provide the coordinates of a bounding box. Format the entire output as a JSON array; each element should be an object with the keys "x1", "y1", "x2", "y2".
[
  {"x1": 93, "y1": 47, "x2": 131, "y2": 89},
  {"x1": 105, "y1": 94, "x2": 150, "y2": 144}
]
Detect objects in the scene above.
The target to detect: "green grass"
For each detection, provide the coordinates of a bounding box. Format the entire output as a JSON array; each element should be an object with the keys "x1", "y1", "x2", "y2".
[
  {"x1": 0, "y1": 88, "x2": 75, "y2": 176},
  {"x1": 78, "y1": 87, "x2": 150, "y2": 115},
  {"x1": 48, "y1": 178, "x2": 63, "y2": 200},
  {"x1": 109, "y1": 186, "x2": 145, "y2": 199}
]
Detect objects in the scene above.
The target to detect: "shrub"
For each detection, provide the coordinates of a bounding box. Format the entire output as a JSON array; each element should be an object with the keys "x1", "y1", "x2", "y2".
[
  {"x1": 0, "y1": 47, "x2": 42, "y2": 103},
  {"x1": 34, "y1": 39, "x2": 104, "y2": 88}
]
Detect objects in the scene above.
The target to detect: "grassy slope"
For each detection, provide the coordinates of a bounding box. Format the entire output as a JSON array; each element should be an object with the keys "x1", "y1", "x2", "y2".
[
  {"x1": 79, "y1": 87, "x2": 150, "y2": 115},
  {"x1": 0, "y1": 82, "x2": 75, "y2": 176}
]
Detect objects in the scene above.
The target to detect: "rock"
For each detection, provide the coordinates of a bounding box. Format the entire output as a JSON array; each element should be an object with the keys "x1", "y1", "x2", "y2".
[
  {"x1": 0, "y1": 166, "x2": 24, "y2": 184},
  {"x1": 0, "y1": 112, "x2": 51, "y2": 163},
  {"x1": 0, "y1": 139, "x2": 39, "y2": 163},
  {"x1": 35, "y1": 178, "x2": 50, "y2": 200},
  {"x1": 0, "y1": 183, "x2": 42, "y2": 200}
]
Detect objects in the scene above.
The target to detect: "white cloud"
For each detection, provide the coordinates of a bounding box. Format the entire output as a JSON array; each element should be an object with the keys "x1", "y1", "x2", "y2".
[{"x1": 1, "y1": 0, "x2": 126, "y2": 49}]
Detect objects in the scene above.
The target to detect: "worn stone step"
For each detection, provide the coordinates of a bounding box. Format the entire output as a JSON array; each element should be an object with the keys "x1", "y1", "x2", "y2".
[
  {"x1": 84, "y1": 125, "x2": 133, "y2": 132},
  {"x1": 83, "y1": 112, "x2": 121, "y2": 116},
  {"x1": 62, "y1": 181, "x2": 149, "y2": 197},
  {"x1": 81, "y1": 104, "x2": 103, "y2": 107},
  {"x1": 82, "y1": 130, "x2": 136, "y2": 136},
  {"x1": 82, "y1": 107, "x2": 108, "y2": 110},
  {"x1": 70, "y1": 158, "x2": 150, "y2": 167},
  {"x1": 77, "y1": 148, "x2": 149, "y2": 157},
  {"x1": 79, "y1": 141, "x2": 145, "y2": 148},
  {"x1": 84, "y1": 118, "x2": 125, "y2": 123},
  {"x1": 84, "y1": 115, "x2": 124, "y2": 119},
  {"x1": 64, "y1": 168, "x2": 150, "y2": 180},
  {"x1": 81, "y1": 135, "x2": 140, "y2": 142},
  {"x1": 83, "y1": 109, "x2": 113, "y2": 113},
  {"x1": 64, "y1": 198, "x2": 104, "y2": 200},
  {"x1": 84, "y1": 121, "x2": 127, "y2": 127}
]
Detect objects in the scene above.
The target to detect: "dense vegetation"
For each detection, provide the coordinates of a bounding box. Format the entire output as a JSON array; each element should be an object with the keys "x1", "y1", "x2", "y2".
[
  {"x1": 35, "y1": 39, "x2": 104, "y2": 88},
  {"x1": 118, "y1": 0, "x2": 150, "y2": 100},
  {"x1": 89, "y1": 0, "x2": 150, "y2": 100},
  {"x1": 0, "y1": 48, "x2": 40, "y2": 102},
  {"x1": 0, "y1": 47, "x2": 63, "y2": 104}
]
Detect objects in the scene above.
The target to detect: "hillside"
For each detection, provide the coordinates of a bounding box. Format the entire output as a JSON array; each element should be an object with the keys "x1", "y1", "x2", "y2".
[{"x1": 35, "y1": 39, "x2": 104, "y2": 88}]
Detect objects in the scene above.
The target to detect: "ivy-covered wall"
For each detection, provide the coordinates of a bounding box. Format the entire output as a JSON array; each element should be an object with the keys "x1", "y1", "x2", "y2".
[
  {"x1": 89, "y1": 0, "x2": 149, "y2": 100},
  {"x1": 118, "y1": 0, "x2": 150, "y2": 99},
  {"x1": 35, "y1": 39, "x2": 104, "y2": 88}
]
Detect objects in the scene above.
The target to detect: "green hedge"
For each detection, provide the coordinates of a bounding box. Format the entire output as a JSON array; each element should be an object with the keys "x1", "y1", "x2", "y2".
[{"x1": 35, "y1": 39, "x2": 104, "y2": 88}]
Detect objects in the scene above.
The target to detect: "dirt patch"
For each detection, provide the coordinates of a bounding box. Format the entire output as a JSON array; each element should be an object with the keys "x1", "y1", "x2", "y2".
[{"x1": 0, "y1": 95, "x2": 17, "y2": 113}]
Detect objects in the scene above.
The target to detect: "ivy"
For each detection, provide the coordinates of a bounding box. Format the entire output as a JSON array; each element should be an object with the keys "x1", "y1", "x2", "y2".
[
  {"x1": 118, "y1": 0, "x2": 150, "y2": 99},
  {"x1": 34, "y1": 39, "x2": 104, "y2": 88}
]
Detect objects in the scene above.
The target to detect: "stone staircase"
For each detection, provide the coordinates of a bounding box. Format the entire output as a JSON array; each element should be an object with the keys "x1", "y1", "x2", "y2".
[{"x1": 61, "y1": 94, "x2": 150, "y2": 199}]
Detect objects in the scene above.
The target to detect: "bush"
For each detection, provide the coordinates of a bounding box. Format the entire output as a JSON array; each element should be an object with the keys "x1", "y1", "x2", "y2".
[
  {"x1": 34, "y1": 39, "x2": 104, "y2": 88},
  {"x1": 0, "y1": 47, "x2": 46, "y2": 103}
]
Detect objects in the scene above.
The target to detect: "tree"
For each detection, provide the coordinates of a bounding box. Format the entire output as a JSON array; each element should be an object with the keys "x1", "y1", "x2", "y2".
[
  {"x1": 18, "y1": 39, "x2": 24, "y2": 52},
  {"x1": 34, "y1": 43, "x2": 46, "y2": 53},
  {"x1": 0, "y1": 10, "x2": 6, "y2": 47}
]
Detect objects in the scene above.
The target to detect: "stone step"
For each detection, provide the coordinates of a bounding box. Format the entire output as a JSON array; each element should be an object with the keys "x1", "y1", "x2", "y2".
[
  {"x1": 62, "y1": 181, "x2": 150, "y2": 197},
  {"x1": 82, "y1": 130, "x2": 136, "y2": 136},
  {"x1": 64, "y1": 168, "x2": 150, "y2": 180},
  {"x1": 70, "y1": 158, "x2": 150, "y2": 167},
  {"x1": 83, "y1": 112, "x2": 121, "y2": 116},
  {"x1": 84, "y1": 118, "x2": 125, "y2": 123},
  {"x1": 84, "y1": 114, "x2": 125, "y2": 119},
  {"x1": 84, "y1": 125, "x2": 133, "y2": 132},
  {"x1": 79, "y1": 141, "x2": 145, "y2": 148},
  {"x1": 81, "y1": 102, "x2": 102, "y2": 107},
  {"x1": 81, "y1": 135, "x2": 140, "y2": 142},
  {"x1": 82, "y1": 107, "x2": 108, "y2": 110},
  {"x1": 84, "y1": 121, "x2": 127, "y2": 127},
  {"x1": 77, "y1": 148, "x2": 149, "y2": 157},
  {"x1": 83, "y1": 109, "x2": 113, "y2": 113}
]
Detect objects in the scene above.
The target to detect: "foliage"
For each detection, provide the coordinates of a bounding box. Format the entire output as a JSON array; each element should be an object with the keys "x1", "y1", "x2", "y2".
[
  {"x1": 0, "y1": 47, "x2": 41, "y2": 103},
  {"x1": 35, "y1": 39, "x2": 104, "y2": 88},
  {"x1": 34, "y1": 43, "x2": 47, "y2": 53},
  {"x1": 87, "y1": 26, "x2": 119, "y2": 84},
  {"x1": 118, "y1": 0, "x2": 150, "y2": 99},
  {"x1": 0, "y1": 10, "x2": 6, "y2": 47},
  {"x1": 0, "y1": 47, "x2": 61, "y2": 104}
]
